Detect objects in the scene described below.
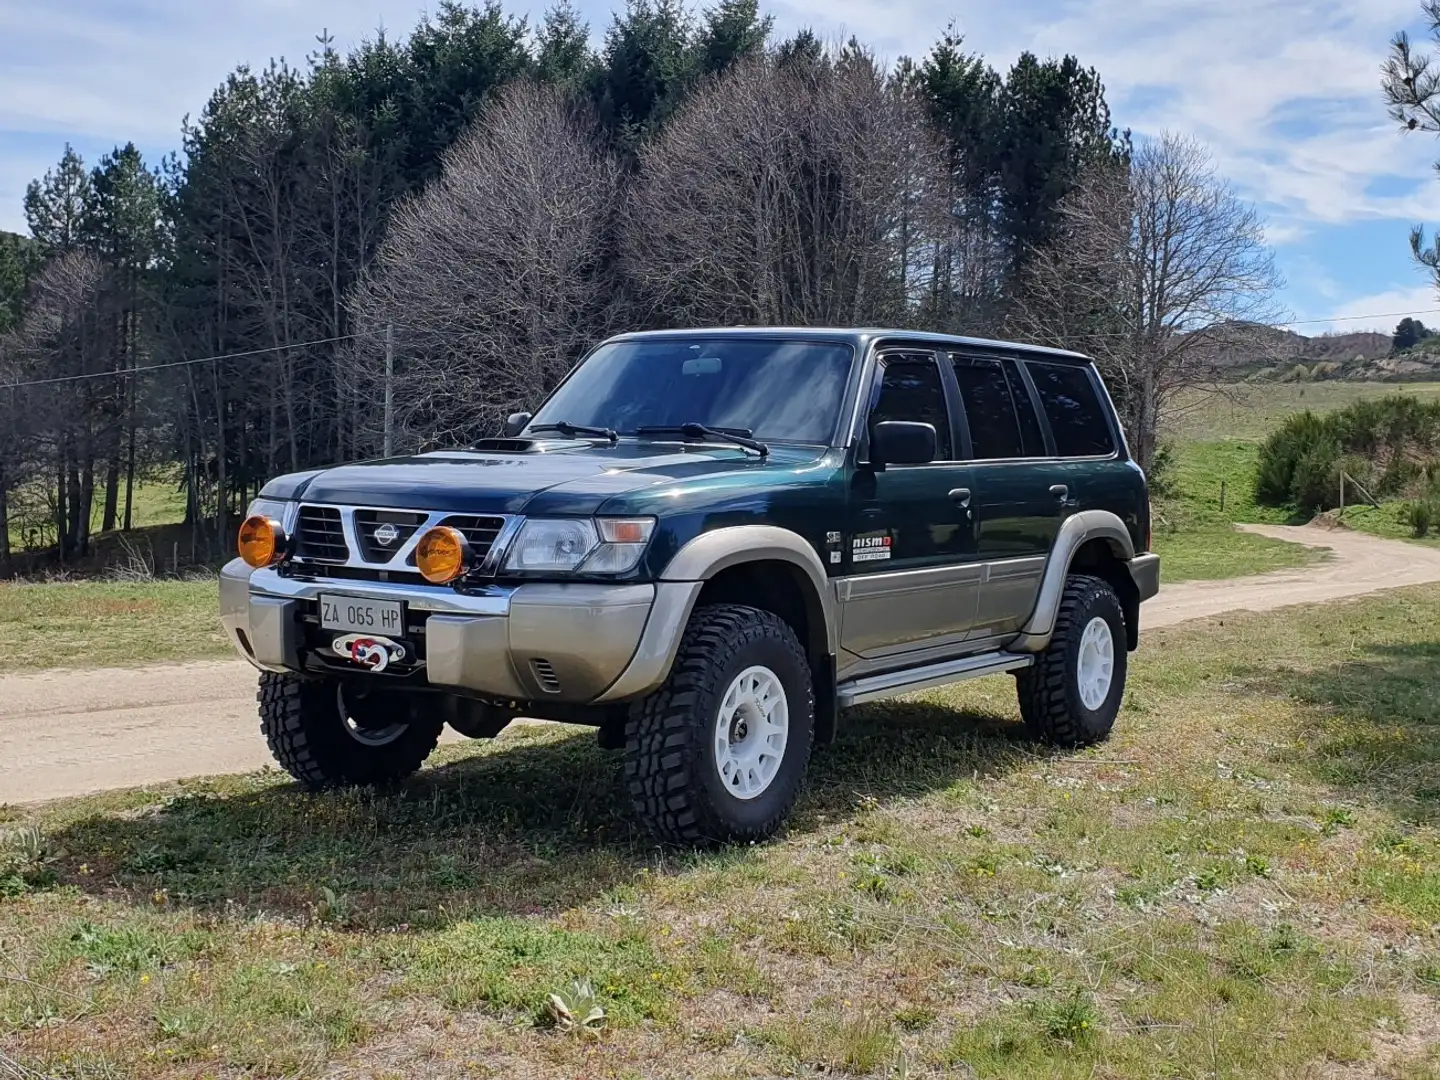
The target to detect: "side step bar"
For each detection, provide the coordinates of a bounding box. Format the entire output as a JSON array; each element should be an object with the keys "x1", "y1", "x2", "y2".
[{"x1": 837, "y1": 652, "x2": 1034, "y2": 708}]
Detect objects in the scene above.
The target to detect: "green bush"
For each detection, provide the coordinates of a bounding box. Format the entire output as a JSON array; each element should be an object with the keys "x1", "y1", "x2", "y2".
[
  {"x1": 1255, "y1": 410, "x2": 1331, "y2": 507},
  {"x1": 1406, "y1": 500, "x2": 1434, "y2": 539},
  {"x1": 1254, "y1": 396, "x2": 1440, "y2": 515}
]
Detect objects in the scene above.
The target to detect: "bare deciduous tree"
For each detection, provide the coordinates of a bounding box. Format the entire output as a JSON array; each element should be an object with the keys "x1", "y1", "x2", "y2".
[
  {"x1": 348, "y1": 82, "x2": 621, "y2": 450},
  {"x1": 622, "y1": 50, "x2": 951, "y2": 328},
  {"x1": 1009, "y1": 133, "x2": 1282, "y2": 471}
]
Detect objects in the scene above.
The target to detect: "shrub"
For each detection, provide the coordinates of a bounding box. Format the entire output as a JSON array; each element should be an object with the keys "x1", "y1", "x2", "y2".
[
  {"x1": 1147, "y1": 441, "x2": 1178, "y2": 498},
  {"x1": 1255, "y1": 410, "x2": 1330, "y2": 506},
  {"x1": 1407, "y1": 500, "x2": 1434, "y2": 538},
  {"x1": 1254, "y1": 395, "x2": 1440, "y2": 514}
]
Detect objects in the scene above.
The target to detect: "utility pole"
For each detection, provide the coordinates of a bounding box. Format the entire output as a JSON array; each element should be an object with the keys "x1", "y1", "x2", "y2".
[{"x1": 383, "y1": 323, "x2": 394, "y2": 458}]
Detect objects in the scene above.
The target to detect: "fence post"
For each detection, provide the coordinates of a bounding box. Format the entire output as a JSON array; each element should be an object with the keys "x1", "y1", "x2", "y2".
[
  {"x1": 1339, "y1": 473, "x2": 1346, "y2": 520},
  {"x1": 1219, "y1": 479, "x2": 1227, "y2": 515}
]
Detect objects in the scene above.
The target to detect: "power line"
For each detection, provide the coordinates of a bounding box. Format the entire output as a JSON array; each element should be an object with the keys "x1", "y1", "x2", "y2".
[
  {"x1": 0, "y1": 330, "x2": 383, "y2": 391},
  {"x1": 1, "y1": 302, "x2": 1436, "y2": 392},
  {"x1": 1279, "y1": 307, "x2": 1440, "y2": 328}
]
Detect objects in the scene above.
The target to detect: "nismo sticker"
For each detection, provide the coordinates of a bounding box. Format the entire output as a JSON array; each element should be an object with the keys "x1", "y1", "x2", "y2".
[{"x1": 851, "y1": 531, "x2": 892, "y2": 562}]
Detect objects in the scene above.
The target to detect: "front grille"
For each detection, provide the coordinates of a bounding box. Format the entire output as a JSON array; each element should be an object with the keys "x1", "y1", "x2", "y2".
[
  {"x1": 295, "y1": 506, "x2": 349, "y2": 563},
  {"x1": 432, "y1": 515, "x2": 506, "y2": 564},
  {"x1": 291, "y1": 563, "x2": 427, "y2": 586},
  {"x1": 354, "y1": 509, "x2": 427, "y2": 562}
]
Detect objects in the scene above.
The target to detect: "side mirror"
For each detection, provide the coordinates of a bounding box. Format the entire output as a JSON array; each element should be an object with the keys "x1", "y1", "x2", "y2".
[
  {"x1": 871, "y1": 421, "x2": 937, "y2": 466},
  {"x1": 503, "y1": 411, "x2": 532, "y2": 437}
]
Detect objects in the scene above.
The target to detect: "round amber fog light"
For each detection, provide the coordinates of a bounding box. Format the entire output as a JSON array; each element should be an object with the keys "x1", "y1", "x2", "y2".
[
  {"x1": 416, "y1": 525, "x2": 471, "y2": 584},
  {"x1": 238, "y1": 515, "x2": 286, "y2": 569}
]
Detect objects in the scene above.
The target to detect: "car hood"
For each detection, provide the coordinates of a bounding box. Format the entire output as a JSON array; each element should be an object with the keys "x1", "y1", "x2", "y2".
[{"x1": 284, "y1": 440, "x2": 829, "y2": 515}]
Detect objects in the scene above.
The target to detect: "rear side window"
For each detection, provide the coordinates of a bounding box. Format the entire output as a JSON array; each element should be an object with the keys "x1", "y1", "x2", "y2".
[
  {"x1": 871, "y1": 355, "x2": 952, "y2": 460},
  {"x1": 950, "y1": 354, "x2": 1042, "y2": 459},
  {"x1": 1026, "y1": 362, "x2": 1115, "y2": 457},
  {"x1": 1006, "y1": 365, "x2": 1046, "y2": 456}
]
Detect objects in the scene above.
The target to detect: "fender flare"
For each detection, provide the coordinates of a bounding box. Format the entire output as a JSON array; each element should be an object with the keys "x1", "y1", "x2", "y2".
[
  {"x1": 660, "y1": 525, "x2": 838, "y2": 655},
  {"x1": 595, "y1": 526, "x2": 837, "y2": 703},
  {"x1": 1009, "y1": 510, "x2": 1136, "y2": 653}
]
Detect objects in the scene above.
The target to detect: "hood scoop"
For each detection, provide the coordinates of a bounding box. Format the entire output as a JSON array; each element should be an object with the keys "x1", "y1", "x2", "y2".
[{"x1": 470, "y1": 437, "x2": 592, "y2": 453}]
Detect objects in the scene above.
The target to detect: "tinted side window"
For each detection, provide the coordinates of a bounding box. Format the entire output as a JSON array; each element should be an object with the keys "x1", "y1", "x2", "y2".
[
  {"x1": 1026, "y1": 362, "x2": 1115, "y2": 457},
  {"x1": 950, "y1": 356, "x2": 1025, "y2": 459},
  {"x1": 872, "y1": 355, "x2": 952, "y2": 460},
  {"x1": 1006, "y1": 365, "x2": 1047, "y2": 457}
]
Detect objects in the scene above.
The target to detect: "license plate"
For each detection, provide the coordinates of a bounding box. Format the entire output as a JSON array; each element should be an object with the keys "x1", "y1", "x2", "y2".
[{"x1": 319, "y1": 594, "x2": 405, "y2": 636}]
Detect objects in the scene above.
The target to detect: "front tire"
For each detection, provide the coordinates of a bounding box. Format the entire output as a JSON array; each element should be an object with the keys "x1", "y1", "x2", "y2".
[
  {"x1": 1016, "y1": 575, "x2": 1127, "y2": 747},
  {"x1": 258, "y1": 673, "x2": 443, "y2": 789},
  {"x1": 625, "y1": 604, "x2": 815, "y2": 845}
]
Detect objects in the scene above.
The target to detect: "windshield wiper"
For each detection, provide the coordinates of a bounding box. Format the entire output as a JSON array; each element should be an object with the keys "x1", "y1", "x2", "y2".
[
  {"x1": 526, "y1": 421, "x2": 617, "y2": 444},
  {"x1": 635, "y1": 423, "x2": 769, "y2": 458}
]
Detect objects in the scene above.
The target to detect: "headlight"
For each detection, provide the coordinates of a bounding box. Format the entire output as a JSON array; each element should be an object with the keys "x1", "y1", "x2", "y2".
[
  {"x1": 415, "y1": 525, "x2": 472, "y2": 584},
  {"x1": 503, "y1": 517, "x2": 654, "y2": 574},
  {"x1": 505, "y1": 518, "x2": 599, "y2": 572},
  {"x1": 238, "y1": 515, "x2": 287, "y2": 568},
  {"x1": 245, "y1": 498, "x2": 294, "y2": 528}
]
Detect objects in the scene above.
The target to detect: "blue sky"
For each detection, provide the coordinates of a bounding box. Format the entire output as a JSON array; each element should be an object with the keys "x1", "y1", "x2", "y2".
[{"x1": 3, "y1": 0, "x2": 1439, "y2": 334}]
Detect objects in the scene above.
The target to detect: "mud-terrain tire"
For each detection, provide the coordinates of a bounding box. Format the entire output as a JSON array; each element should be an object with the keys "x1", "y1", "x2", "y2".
[
  {"x1": 625, "y1": 604, "x2": 815, "y2": 845},
  {"x1": 258, "y1": 673, "x2": 443, "y2": 789},
  {"x1": 1016, "y1": 574, "x2": 1127, "y2": 748}
]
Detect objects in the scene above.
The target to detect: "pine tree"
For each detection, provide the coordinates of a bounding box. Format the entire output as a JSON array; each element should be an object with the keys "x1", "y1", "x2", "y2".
[{"x1": 24, "y1": 145, "x2": 94, "y2": 253}]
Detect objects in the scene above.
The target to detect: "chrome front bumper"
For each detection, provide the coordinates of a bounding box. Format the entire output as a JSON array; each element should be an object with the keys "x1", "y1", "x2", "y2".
[{"x1": 219, "y1": 559, "x2": 700, "y2": 703}]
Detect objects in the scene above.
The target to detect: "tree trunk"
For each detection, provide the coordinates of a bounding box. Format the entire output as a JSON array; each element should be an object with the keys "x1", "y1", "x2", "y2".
[
  {"x1": 78, "y1": 452, "x2": 94, "y2": 558},
  {"x1": 102, "y1": 451, "x2": 120, "y2": 532},
  {"x1": 55, "y1": 447, "x2": 69, "y2": 561},
  {"x1": 0, "y1": 466, "x2": 11, "y2": 580},
  {"x1": 123, "y1": 384, "x2": 137, "y2": 533}
]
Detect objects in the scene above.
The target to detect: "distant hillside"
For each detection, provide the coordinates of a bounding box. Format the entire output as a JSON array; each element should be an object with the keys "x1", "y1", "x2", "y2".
[{"x1": 1210, "y1": 325, "x2": 1436, "y2": 383}]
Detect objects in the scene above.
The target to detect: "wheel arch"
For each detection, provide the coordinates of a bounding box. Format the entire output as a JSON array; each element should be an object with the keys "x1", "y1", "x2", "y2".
[
  {"x1": 659, "y1": 525, "x2": 839, "y2": 659},
  {"x1": 1009, "y1": 510, "x2": 1140, "y2": 653},
  {"x1": 598, "y1": 526, "x2": 839, "y2": 739}
]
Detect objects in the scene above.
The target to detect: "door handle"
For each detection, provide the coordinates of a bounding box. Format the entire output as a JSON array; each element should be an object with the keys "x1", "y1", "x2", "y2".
[
  {"x1": 949, "y1": 487, "x2": 972, "y2": 507},
  {"x1": 1049, "y1": 484, "x2": 1069, "y2": 500}
]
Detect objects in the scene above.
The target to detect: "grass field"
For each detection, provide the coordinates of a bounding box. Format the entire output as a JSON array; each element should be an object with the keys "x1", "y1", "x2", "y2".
[
  {"x1": 1153, "y1": 381, "x2": 1440, "y2": 574},
  {"x1": 0, "y1": 579, "x2": 228, "y2": 669},
  {"x1": 4, "y1": 586, "x2": 1440, "y2": 1078},
  {"x1": 5, "y1": 477, "x2": 189, "y2": 556},
  {"x1": 1169, "y1": 381, "x2": 1440, "y2": 442}
]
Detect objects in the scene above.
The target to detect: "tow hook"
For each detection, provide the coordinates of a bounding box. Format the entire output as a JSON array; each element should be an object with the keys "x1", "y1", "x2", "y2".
[{"x1": 331, "y1": 634, "x2": 406, "y2": 672}]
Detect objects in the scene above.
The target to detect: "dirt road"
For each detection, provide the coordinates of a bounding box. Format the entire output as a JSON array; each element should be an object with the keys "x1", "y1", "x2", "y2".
[{"x1": 4, "y1": 522, "x2": 1439, "y2": 805}]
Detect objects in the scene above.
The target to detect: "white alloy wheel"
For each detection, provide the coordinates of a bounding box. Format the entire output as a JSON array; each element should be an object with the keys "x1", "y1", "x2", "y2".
[
  {"x1": 1076, "y1": 615, "x2": 1116, "y2": 711},
  {"x1": 712, "y1": 665, "x2": 790, "y2": 800},
  {"x1": 337, "y1": 685, "x2": 409, "y2": 747}
]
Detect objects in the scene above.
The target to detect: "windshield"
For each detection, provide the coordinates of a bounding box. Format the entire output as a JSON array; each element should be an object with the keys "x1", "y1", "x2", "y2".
[{"x1": 530, "y1": 338, "x2": 854, "y2": 445}]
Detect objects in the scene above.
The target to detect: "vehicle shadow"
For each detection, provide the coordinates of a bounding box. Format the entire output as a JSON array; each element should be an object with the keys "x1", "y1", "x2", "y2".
[
  {"x1": 1245, "y1": 640, "x2": 1440, "y2": 825},
  {"x1": 46, "y1": 699, "x2": 1042, "y2": 928}
]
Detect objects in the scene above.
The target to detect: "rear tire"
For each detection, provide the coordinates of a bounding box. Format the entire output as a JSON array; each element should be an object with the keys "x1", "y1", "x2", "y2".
[
  {"x1": 258, "y1": 673, "x2": 443, "y2": 789},
  {"x1": 625, "y1": 604, "x2": 815, "y2": 845},
  {"x1": 1016, "y1": 575, "x2": 1127, "y2": 747}
]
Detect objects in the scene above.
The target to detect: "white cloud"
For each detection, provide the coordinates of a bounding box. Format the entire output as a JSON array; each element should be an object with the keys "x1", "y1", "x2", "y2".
[
  {"x1": 1299, "y1": 283, "x2": 1440, "y2": 333},
  {"x1": 771, "y1": 0, "x2": 1440, "y2": 231},
  {"x1": 4, "y1": 0, "x2": 1440, "y2": 336}
]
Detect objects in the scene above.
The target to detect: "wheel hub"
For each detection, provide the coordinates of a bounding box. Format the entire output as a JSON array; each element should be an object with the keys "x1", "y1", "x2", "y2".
[
  {"x1": 337, "y1": 685, "x2": 410, "y2": 747},
  {"x1": 713, "y1": 665, "x2": 789, "y2": 801},
  {"x1": 1076, "y1": 615, "x2": 1116, "y2": 711}
]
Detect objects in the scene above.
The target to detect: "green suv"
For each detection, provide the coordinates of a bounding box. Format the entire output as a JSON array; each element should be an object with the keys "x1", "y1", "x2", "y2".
[{"x1": 221, "y1": 329, "x2": 1160, "y2": 843}]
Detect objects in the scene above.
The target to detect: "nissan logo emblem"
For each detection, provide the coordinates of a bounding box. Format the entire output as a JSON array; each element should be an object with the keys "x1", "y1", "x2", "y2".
[{"x1": 373, "y1": 522, "x2": 400, "y2": 547}]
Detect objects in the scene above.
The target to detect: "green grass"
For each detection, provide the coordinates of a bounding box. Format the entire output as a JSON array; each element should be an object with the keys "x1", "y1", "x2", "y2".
[
  {"x1": 6, "y1": 475, "x2": 189, "y2": 555},
  {"x1": 5, "y1": 587, "x2": 1440, "y2": 1077},
  {"x1": 1170, "y1": 381, "x2": 1440, "y2": 442},
  {"x1": 1152, "y1": 439, "x2": 1322, "y2": 582},
  {"x1": 0, "y1": 579, "x2": 229, "y2": 669}
]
